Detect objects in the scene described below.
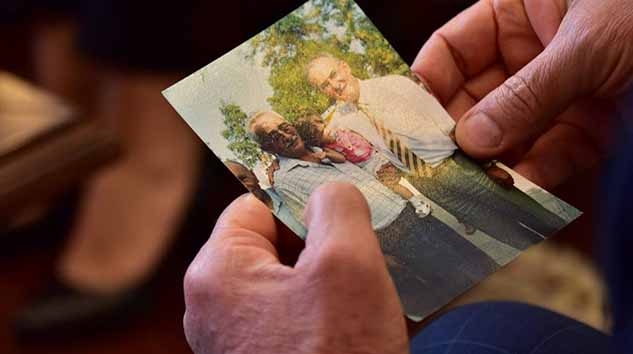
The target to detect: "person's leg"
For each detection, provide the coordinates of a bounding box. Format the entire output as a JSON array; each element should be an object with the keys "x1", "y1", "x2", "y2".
[
  {"x1": 452, "y1": 151, "x2": 567, "y2": 230},
  {"x1": 13, "y1": 69, "x2": 204, "y2": 336},
  {"x1": 411, "y1": 301, "x2": 612, "y2": 354},
  {"x1": 409, "y1": 163, "x2": 552, "y2": 250},
  {"x1": 18, "y1": 0, "x2": 203, "y2": 293},
  {"x1": 57, "y1": 71, "x2": 202, "y2": 292},
  {"x1": 13, "y1": 1, "x2": 205, "y2": 335},
  {"x1": 377, "y1": 205, "x2": 498, "y2": 318}
]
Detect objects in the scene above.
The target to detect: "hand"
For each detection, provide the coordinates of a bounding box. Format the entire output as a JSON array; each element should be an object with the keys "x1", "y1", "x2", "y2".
[
  {"x1": 324, "y1": 147, "x2": 347, "y2": 163},
  {"x1": 413, "y1": 0, "x2": 633, "y2": 189},
  {"x1": 313, "y1": 150, "x2": 328, "y2": 160},
  {"x1": 183, "y1": 183, "x2": 409, "y2": 354},
  {"x1": 376, "y1": 163, "x2": 401, "y2": 186},
  {"x1": 267, "y1": 159, "x2": 280, "y2": 186}
]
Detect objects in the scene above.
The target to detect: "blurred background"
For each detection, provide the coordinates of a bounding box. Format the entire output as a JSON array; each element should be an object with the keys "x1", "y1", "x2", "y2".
[{"x1": 0, "y1": 0, "x2": 609, "y2": 353}]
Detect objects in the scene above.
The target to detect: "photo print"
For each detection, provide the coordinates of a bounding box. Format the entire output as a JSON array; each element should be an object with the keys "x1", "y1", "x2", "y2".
[{"x1": 164, "y1": 0, "x2": 581, "y2": 320}]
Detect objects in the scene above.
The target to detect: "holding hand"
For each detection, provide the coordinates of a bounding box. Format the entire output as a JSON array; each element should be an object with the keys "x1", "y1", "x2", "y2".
[
  {"x1": 183, "y1": 183, "x2": 409, "y2": 354},
  {"x1": 413, "y1": 0, "x2": 633, "y2": 189}
]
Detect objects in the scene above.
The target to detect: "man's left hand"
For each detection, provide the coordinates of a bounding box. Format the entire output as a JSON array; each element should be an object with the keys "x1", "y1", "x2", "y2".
[{"x1": 183, "y1": 183, "x2": 409, "y2": 354}]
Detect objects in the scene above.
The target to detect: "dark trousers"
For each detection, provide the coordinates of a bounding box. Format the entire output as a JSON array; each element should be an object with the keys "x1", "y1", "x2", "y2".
[
  {"x1": 410, "y1": 105, "x2": 633, "y2": 354},
  {"x1": 376, "y1": 204, "x2": 498, "y2": 318},
  {"x1": 410, "y1": 301, "x2": 612, "y2": 354},
  {"x1": 408, "y1": 152, "x2": 566, "y2": 250}
]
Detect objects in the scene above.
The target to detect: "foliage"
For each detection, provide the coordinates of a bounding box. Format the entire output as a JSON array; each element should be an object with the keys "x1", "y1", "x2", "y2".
[
  {"x1": 219, "y1": 102, "x2": 262, "y2": 169},
  {"x1": 248, "y1": 0, "x2": 408, "y2": 122},
  {"x1": 224, "y1": 0, "x2": 409, "y2": 164}
]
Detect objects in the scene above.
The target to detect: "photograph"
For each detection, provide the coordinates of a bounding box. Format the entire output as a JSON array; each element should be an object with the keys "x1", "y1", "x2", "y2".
[{"x1": 163, "y1": 0, "x2": 581, "y2": 319}]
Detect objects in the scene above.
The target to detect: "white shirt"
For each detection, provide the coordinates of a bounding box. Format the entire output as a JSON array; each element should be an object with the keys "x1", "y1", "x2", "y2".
[
  {"x1": 274, "y1": 157, "x2": 406, "y2": 231},
  {"x1": 328, "y1": 75, "x2": 457, "y2": 168}
]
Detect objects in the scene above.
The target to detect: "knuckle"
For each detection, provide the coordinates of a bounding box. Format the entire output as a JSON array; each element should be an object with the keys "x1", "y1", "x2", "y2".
[
  {"x1": 310, "y1": 243, "x2": 377, "y2": 281},
  {"x1": 183, "y1": 267, "x2": 206, "y2": 305},
  {"x1": 559, "y1": 23, "x2": 596, "y2": 64},
  {"x1": 183, "y1": 259, "x2": 224, "y2": 308},
  {"x1": 182, "y1": 311, "x2": 197, "y2": 340},
  {"x1": 311, "y1": 245, "x2": 350, "y2": 276},
  {"x1": 495, "y1": 74, "x2": 542, "y2": 125},
  {"x1": 183, "y1": 309, "x2": 216, "y2": 354}
]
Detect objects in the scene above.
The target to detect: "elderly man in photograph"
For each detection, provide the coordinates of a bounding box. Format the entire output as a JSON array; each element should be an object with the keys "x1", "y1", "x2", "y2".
[
  {"x1": 248, "y1": 110, "x2": 498, "y2": 317},
  {"x1": 307, "y1": 55, "x2": 565, "y2": 250}
]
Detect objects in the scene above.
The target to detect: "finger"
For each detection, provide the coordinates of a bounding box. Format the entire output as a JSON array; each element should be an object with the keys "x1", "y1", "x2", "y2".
[
  {"x1": 493, "y1": 0, "x2": 545, "y2": 75},
  {"x1": 183, "y1": 194, "x2": 288, "y2": 320},
  {"x1": 295, "y1": 183, "x2": 384, "y2": 271},
  {"x1": 513, "y1": 122, "x2": 602, "y2": 189},
  {"x1": 524, "y1": 0, "x2": 568, "y2": 46},
  {"x1": 455, "y1": 32, "x2": 588, "y2": 159},
  {"x1": 412, "y1": 1, "x2": 498, "y2": 105},
  {"x1": 213, "y1": 193, "x2": 278, "y2": 246},
  {"x1": 463, "y1": 64, "x2": 508, "y2": 101},
  {"x1": 445, "y1": 64, "x2": 508, "y2": 119},
  {"x1": 192, "y1": 194, "x2": 283, "y2": 277}
]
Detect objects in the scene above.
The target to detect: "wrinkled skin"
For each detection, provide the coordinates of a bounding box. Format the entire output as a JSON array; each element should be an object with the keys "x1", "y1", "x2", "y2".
[
  {"x1": 413, "y1": 0, "x2": 633, "y2": 189},
  {"x1": 183, "y1": 1, "x2": 633, "y2": 353},
  {"x1": 184, "y1": 184, "x2": 409, "y2": 354}
]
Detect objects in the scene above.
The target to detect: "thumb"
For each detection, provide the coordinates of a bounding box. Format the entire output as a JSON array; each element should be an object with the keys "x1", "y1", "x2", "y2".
[
  {"x1": 295, "y1": 183, "x2": 385, "y2": 271},
  {"x1": 456, "y1": 35, "x2": 587, "y2": 158}
]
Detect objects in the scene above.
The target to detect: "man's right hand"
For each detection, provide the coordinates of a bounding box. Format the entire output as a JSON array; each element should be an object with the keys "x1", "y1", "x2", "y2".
[{"x1": 413, "y1": 0, "x2": 633, "y2": 189}]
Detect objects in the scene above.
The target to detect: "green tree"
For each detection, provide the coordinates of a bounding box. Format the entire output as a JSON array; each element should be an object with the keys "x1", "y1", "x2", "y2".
[
  {"x1": 222, "y1": 0, "x2": 410, "y2": 165},
  {"x1": 219, "y1": 102, "x2": 262, "y2": 169},
  {"x1": 248, "y1": 0, "x2": 409, "y2": 122}
]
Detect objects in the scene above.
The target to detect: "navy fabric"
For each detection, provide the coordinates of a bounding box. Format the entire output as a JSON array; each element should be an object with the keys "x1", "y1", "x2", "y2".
[
  {"x1": 412, "y1": 88, "x2": 633, "y2": 354},
  {"x1": 410, "y1": 302, "x2": 613, "y2": 354},
  {"x1": 601, "y1": 88, "x2": 633, "y2": 352}
]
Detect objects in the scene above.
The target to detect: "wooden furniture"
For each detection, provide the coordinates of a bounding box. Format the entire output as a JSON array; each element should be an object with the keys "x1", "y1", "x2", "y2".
[{"x1": 0, "y1": 72, "x2": 120, "y2": 222}]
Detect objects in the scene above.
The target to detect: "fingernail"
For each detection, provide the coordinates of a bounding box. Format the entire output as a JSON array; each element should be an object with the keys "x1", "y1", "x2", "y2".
[{"x1": 463, "y1": 112, "x2": 502, "y2": 148}]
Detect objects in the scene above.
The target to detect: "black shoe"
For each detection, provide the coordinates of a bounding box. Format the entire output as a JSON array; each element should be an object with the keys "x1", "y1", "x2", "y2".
[
  {"x1": 12, "y1": 279, "x2": 151, "y2": 340},
  {"x1": 12, "y1": 151, "x2": 219, "y2": 340},
  {"x1": 0, "y1": 190, "x2": 78, "y2": 259}
]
